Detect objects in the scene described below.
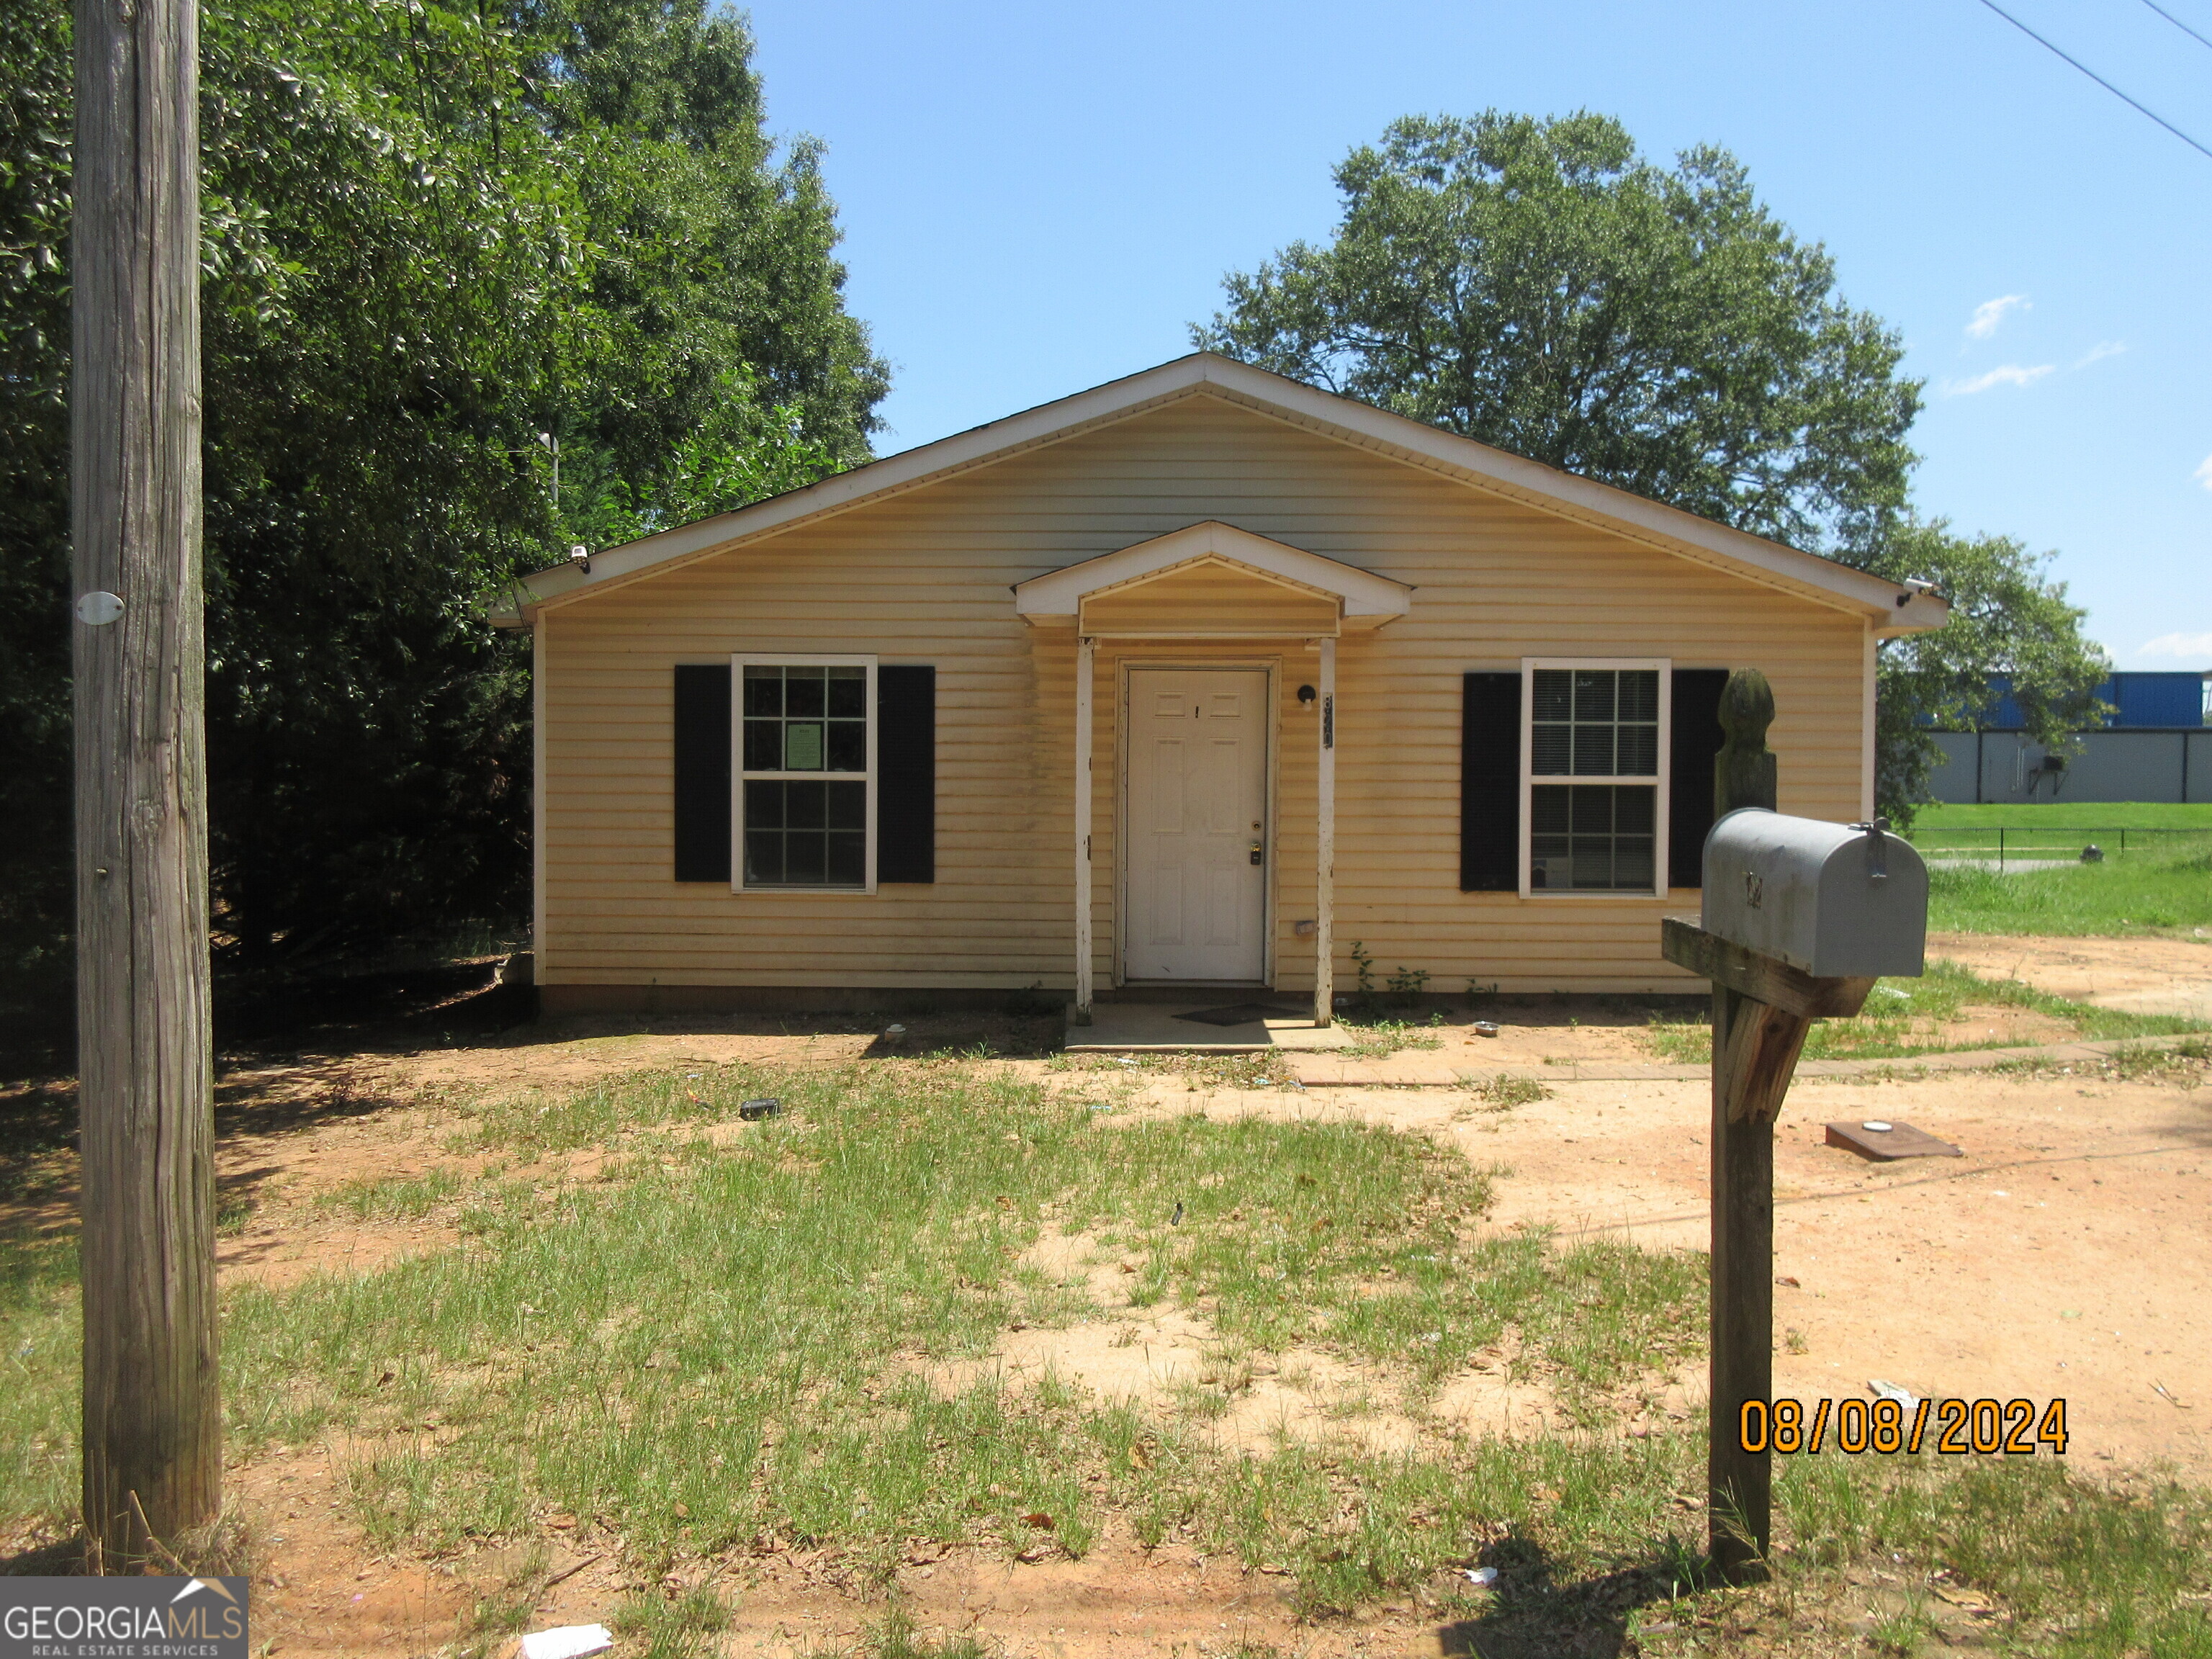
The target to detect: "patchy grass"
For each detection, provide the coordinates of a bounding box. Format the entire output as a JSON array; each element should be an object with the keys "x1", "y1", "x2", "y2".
[
  {"x1": 315, "y1": 1166, "x2": 467, "y2": 1221},
  {"x1": 610, "y1": 1583, "x2": 729, "y2": 1659},
  {"x1": 1991, "y1": 1035, "x2": 2212, "y2": 1085},
  {"x1": 0, "y1": 1061, "x2": 1701, "y2": 1565},
  {"x1": 6, "y1": 1058, "x2": 2212, "y2": 1651},
  {"x1": 1471, "y1": 1074, "x2": 1553, "y2": 1110},
  {"x1": 853, "y1": 1602, "x2": 996, "y2": 1659},
  {"x1": 1642, "y1": 959, "x2": 2207, "y2": 1064},
  {"x1": 1336, "y1": 1013, "x2": 1448, "y2": 1060},
  {"x1": 0, "y1": 1233, "x2": 78, "y2": 1527},
  {"x1": 1758, "y1": 1455, "x2": 2212, "y2": 1659}
]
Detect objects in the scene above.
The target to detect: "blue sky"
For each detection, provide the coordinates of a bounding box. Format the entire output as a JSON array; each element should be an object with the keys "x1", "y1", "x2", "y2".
[{"x1": 745, "y1": 0, "x2": 2210, "y2": 670}]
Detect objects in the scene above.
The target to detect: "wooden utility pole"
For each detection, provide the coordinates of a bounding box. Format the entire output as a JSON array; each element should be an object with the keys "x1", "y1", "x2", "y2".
[{"x1": 73, "y1": 0, "x2": 220, "y2": 1568}]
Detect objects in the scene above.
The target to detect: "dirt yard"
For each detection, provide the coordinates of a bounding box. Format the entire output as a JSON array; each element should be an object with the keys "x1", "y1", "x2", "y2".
[
  {"x1": 3, "y1": 934, "x2": 2209, "y2": 1657},
  {"x1": 1929, "y1": 930, "x2": 2212, "y2": 1020}
]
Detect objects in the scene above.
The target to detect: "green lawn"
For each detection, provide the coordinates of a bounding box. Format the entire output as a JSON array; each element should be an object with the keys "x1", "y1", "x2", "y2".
[
  {"x1": 1924, "y1": 846, "x2": 2212, "y2": 936},
  {"x1": 1897, "y1": 805, "x2": 2212, "y2": 936},
  {"x1": 1911, "y1": 802, "x2": 2212, "y2": 833}
]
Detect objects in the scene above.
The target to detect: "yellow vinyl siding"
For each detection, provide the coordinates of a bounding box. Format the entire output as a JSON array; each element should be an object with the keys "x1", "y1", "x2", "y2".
[
  {"x1": 538, "y1": 392, "x2": 1868, "y2": 994},
  {"x1": 1078, "y1": 559, "x2": 1341, "y2": 637}
]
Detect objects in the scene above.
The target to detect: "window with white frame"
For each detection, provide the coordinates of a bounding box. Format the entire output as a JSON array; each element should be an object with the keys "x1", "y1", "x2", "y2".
[
  {"x1": 736, "y1": 656, "x2": 876, "y2": 890},
  {"x1": 1523, "y1": 661, "x2": 1668, "y2": 894}
]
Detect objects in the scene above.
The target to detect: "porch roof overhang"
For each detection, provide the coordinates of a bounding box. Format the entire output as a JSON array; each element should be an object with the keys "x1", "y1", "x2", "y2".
[{"x1": 1012, "y1": 521, "x2": 1412, "y2": 638}]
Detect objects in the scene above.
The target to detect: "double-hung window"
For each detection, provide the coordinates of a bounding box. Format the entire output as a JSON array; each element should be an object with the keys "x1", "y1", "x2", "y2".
[
  {"x1": 1521, "y1": 660, "x2": 1669, "y2": 895},
  {"x1": 735, "y1": 655, "x2": 876, "y2": 891}
]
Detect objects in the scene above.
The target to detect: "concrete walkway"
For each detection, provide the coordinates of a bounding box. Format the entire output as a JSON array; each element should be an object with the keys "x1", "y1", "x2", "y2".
[
  {"x1": 1064, "y1": 1002, "x2": 1352, "y2": 1053},
  {"x1": 1288, "y1": 1030, "x2": 2208, "y2": 1087}
]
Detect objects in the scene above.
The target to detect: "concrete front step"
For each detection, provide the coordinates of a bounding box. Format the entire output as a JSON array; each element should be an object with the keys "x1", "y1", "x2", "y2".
[{"x1": 1064, "y1": 1002, "x2": 1353, "y2": 1053}]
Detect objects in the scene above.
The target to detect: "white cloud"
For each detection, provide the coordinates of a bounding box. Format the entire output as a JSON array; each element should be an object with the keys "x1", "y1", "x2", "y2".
[
  {"x1": 2074, "y1": 340, "x2": 2126, "y2": 368},
  {"x1": 1966, "y1": 295, "x2": 2030, "y2": 339},
  {"x1": 2196, "y1": 454, "x2": 2212, "y2": 492},
  {"x1": 2138, "y1": 631, "x2": 2212, "y2": 660},
  {"x1": 1942, "y1": 363, "x2": 2055, "y2": 396}
]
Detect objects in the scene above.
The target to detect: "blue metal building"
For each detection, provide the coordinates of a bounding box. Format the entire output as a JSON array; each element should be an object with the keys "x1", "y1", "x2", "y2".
[
  {"x1": 1923, "y1": 670, "x2": 2210, "y2": 804},
  {"x1": 1973, "y1": 671, "x2": 2207, "y2": 730}
]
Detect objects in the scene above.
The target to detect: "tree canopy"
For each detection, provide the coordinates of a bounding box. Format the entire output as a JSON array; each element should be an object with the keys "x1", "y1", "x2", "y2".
[
  {"x1": 1197, "y1": 109, "x2": 2107, "y2": 821},
  {"x1": 1867, "y1": 524, "x2": 2111, "y2": 817},
  {"x1": 1195, "y1": 111, "x2": 1921, "y2": 557},
  {"x1": 0, "y1": 0, "x2": 886, "y2": 1015}
]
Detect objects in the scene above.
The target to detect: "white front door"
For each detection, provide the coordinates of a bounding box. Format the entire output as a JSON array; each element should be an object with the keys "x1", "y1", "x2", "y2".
[{"x1": 1124, "y1": 667, "x2": 1269, "y2": 981}]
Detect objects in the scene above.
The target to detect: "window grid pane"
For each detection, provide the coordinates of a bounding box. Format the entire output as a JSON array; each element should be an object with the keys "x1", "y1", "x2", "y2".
[
  {"x1": 1530, "y1": 784, "x2": 1658, "y2": 891},
  {"x1": 739, "y1": 665, "x2": 868, "y2": 775},
  {"x1": 737, "y1": 661, "x2": 873, "y2": 889},
  {"x1": 741, "y1": 780, "x2": 868, "y2": 889},
  {"x1": 1530, "y1": 668, "x2": 1660, "y2": 778}
]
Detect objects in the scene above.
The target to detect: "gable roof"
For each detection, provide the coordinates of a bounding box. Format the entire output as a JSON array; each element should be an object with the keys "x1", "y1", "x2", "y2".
[
  {"x1": 485, "y1": 353, "x2": 1948, "y2": 636},
  {"x1": 1012, "y1": 521, "x2": 1413, "y2": 631}
]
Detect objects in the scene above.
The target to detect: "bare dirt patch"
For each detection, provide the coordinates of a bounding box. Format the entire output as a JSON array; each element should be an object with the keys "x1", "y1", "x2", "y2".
[
  {"x1": 1170, "y1": 1058, "x2": 2212, "y2": 1478},
  {"x1": 1931, "y1": 930, "x2": 2212, "y2": 1020}
]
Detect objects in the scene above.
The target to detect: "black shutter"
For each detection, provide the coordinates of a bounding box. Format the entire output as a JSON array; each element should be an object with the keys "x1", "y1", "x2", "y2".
[
  {"x1": 673, "y1": 665, "x2": 732, "y2": 883},
  {"x1": 1460, "y1": 672, "x2": 1521, "y2": 891},
  {"x1": 877, "y1": 665, "x2": 936, "y2": 884},
  {"x1": 1668, "y1": 668, "x2": 1730, "y2": 889}
]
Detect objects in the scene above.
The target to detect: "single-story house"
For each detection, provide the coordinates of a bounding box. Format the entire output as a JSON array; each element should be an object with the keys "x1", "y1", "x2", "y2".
[{"x1": 488, "y1": 353, "x2": 1947, "y2": 1020}]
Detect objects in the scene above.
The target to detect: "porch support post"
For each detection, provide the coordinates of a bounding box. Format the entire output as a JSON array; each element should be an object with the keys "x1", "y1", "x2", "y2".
[
  {"x1": 1074, "y1": 635, "x2": 1095, "y2": 1022},
  {"x1": 1313, "y1": 634, "x2": 1336, "y2": 1027}
]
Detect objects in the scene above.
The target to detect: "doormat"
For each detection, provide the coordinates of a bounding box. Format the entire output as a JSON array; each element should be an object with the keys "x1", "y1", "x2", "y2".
[
  {"x1": 1824, "y1": 1120, "x2": 1964, "y2": 1161},
  {"x1": 1174, "y1": 1003, "x2": 1305, "y2": 1028}
]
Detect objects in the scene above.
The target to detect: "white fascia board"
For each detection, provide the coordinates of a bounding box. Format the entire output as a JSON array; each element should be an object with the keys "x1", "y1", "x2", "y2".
[
  {"x1": 485, "y1": 351, "x2": 1948, "y2": 637},
  {"x1": 1013, "y1": 521, "x2": 1413, "y2": 617}
]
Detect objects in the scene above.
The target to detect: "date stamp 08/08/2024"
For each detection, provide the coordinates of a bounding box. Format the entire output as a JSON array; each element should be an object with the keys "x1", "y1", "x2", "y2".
[{"x1": 1737, "y1": 1398, "x2": 2071, "y2": 1457}]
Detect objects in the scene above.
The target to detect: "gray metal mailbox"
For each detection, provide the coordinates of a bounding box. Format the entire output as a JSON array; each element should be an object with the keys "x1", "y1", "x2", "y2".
[{"x1": 1700, "y1": 809, "x2": 1928, "y2": 978}]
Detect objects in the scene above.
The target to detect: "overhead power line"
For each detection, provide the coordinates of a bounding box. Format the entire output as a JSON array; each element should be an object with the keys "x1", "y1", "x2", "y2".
[
  {"x1": 2141, "y1": 0, "x2": 2212, "y2": 54},
  {"x1": 1972, "y1": 0, "x2": 2212, "y2": 161}
]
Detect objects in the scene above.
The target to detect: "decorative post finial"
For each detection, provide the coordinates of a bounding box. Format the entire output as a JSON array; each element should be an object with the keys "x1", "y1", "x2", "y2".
[{"x1": 1715, "y1": 668, "x2": 1778, "y2": 817}]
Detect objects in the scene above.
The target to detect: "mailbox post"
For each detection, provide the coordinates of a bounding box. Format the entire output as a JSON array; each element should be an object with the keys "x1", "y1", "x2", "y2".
[{"x1": 1660, "y1": 670, "x2": 1928, "y2": 1582}]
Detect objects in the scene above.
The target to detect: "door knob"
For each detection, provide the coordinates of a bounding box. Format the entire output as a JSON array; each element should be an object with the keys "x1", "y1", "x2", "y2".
[{"x1": 1249, "y1": 842, "x2": 1264, "y2": 866}]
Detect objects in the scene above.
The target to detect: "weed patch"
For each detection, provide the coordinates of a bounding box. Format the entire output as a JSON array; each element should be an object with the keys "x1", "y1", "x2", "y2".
[{"x1": 1472, "y1": 1074, "x2": 1552, "y2": 1110}]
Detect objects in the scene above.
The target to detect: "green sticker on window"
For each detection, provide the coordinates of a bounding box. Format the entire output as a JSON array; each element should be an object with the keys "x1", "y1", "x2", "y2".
[{"x1": 784, "y1": 721, "x2": 824, "y2": 770}]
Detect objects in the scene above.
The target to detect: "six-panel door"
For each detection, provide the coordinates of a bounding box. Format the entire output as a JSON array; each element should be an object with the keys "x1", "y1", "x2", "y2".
[{"x1": 1123, "y1": 667, "x2": 1269, "y2": 981}]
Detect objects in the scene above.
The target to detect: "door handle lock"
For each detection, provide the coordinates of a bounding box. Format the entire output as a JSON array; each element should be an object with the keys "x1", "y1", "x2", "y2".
[{"x1": 1249, "y1": 842, "x2": 1264, "y2": 866}]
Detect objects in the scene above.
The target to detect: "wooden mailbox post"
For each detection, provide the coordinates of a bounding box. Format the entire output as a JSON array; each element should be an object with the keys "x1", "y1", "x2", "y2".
[{"x1": 1659, "y1": 670, "x2": 1925, "y2": 1582}]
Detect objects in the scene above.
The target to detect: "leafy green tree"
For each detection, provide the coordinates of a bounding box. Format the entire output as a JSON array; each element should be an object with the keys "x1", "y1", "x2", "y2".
[
  {"x1": 508, "y1": 0, "x2": 886, "y2": 514},
  {"x1": 0, "y1": 0, "x2": 73, "y2": 1005},
  {"x1": 1197, "y1": 109, "x2": 2111, "y2": 819},
  {"x1": 1195, "y1": 111, "x2": 1922, "y2": 556},
  {"x1": 0, "y1": 0, "x2": 886, "y2": 1017},
  {"x1": 1868, "y1": 524, "x2": 2111, "y2": 825}
]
